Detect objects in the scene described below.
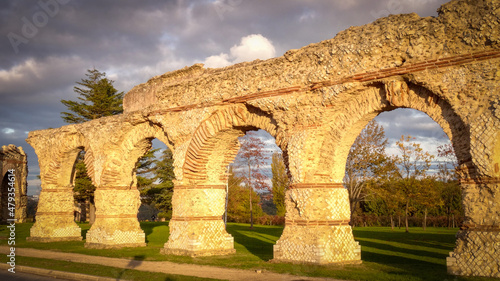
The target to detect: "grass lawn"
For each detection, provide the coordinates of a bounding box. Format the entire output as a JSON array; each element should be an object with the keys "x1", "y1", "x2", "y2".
[{"x1": 0, "y1": 222, "x2": 496, "y2": 281}]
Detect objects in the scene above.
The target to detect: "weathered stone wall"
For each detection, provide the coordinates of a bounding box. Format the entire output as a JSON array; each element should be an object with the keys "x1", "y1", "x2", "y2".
[
  {"x1": 26, "y1": 0, "x2": 499, "y2": 277},
  {"x1": 0, "y1": 145, "x2": 28, "y2": 223}
]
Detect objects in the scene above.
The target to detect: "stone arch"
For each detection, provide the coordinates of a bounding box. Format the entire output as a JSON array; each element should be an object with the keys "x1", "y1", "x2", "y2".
[
  {"x1": 35, "y1": 130, "x2": 95, "y2": 189},
  {"x1": 182, "y1": 104, "x2": 279, "y2": 185},
  {"x1": 85, "y1": 121, "x2": 171, "y2": 249},
  {"x1": 162, "y1": 104, "x2": 281, "y2": 257},
  {"x1": 27, "y1": 128, "x2": 92, "y2": 242},
  {"x1": 319, "y1": 80, "x2": 471, "y2": 182},
  {"x1": 98, "y1": 122, "x2": 171, "y2": 188}
]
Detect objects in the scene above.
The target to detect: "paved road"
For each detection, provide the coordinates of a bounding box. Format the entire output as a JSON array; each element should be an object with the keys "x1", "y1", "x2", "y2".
[{"x1": 0, "y1": 269, "x2": 70, "y2": 281}]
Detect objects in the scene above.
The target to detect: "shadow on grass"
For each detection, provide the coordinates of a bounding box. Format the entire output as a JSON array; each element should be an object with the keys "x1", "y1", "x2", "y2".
[
  {"x1": 358, "y1": 239, "x2": 448, "y2": 261},
  {"x1": 227, "y1": 224, "x2": 282, "y2": 261},
  {"x1": 354, "y1": 228, "x2": 456, "y2": 281},
  {"x1": 354, "y1": 229, "x2": 457, "y2": 251},
  {"x1": 362, "y1": 250, "x2": 449, "y2": 281},
  {"x1": 81, "y1": 228, "x2": 89, "y2": 240},
  {"x1": 117, "y1": 254, "x2": 145, "y2": 280},
  {"x1": 141, "y1": 222, "x2": 156, "y2": 244}
]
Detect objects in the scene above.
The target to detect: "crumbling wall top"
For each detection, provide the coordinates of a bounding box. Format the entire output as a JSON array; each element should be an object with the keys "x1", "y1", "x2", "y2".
[{"x1": 122, "y1": 0, "x2": 499, "y2": 113}]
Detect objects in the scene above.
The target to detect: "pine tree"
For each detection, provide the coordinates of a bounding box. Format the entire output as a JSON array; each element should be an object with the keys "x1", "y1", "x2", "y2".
[
  {"x1": 136, "y1": 148, "x2": 160, "y2": 198},
  {"x1": 61, "y1": 68, "x2": 123, "y2": 123},
  {"x1": 138, "y1": 148, "x2": 175, "y2": 218}
]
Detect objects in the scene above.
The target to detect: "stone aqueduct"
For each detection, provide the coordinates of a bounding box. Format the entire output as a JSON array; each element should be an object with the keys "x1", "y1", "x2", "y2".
[{"x1": 26, "y1": 0, "x2": 499, "y2": 277}]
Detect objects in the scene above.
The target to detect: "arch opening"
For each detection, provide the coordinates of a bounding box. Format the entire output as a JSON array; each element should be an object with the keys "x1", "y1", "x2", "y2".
[
  {"x1": 132, "y1": 138, "x2": 174, "y2": 223},
  {"x1": 0, "y1": 172, "x2": 11, "y2": 223},
  {"x1": 319, "y1": 81, "x2": 471, "y2": 183},
  {"x1": 344, "y1": 108, "x2": 462, "y2": 229},
  {"x1": 69, "y1": 148, "x2": 95, "y2": 223}
]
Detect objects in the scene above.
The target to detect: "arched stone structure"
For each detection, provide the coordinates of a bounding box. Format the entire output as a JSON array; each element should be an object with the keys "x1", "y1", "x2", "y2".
[
  {"x1": 162, "y1": 105, "x2": 280, "y2": 256},
  {"x1": 0, "y1": 145, "x2": 28, "y2": 223},
  {"x1": 82, "y1": 118, "x2": 169, "y2": 248},
  {"x1": 26, "y1": 127, "x2": 86, "y2": 241},
  {"x1": 26, "y1": 0, "x2": 499, "y2": 277}
]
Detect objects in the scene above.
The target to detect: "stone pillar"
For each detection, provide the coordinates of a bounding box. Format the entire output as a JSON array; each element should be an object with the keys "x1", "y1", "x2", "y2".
[
  {"x1": 85, "y1": 187, "x2": 145, "y2": 248},
  {"x1": 0, "y1": 145, "x2": 28, "y2": 223},
  {"x1": 161, "y1": 184, "x2": 235, "y2": 256},
  {"x1": 273, "y1": 183, "x2": 361, "y2": 264},
  {"x1": 446, "y1": 179, "x2": 500, "y2": 278},
  {"x1": 28, "y1": 188, "x2": 82, "y2": 242}
]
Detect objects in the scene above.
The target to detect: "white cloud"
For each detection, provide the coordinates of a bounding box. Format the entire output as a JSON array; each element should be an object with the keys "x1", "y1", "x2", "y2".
[
  {"x1": 230, "y1": 34, "x2": 276, "y2": 63},
  {"x1": 204, "y1": 34, "x2": 276, "y2": 68},
  {"x1": 204, "y1": 53, "x2": 231, "y2": 68},
  {"x1": 2, "y1": 128, "x2": 15, "y2": 134}
]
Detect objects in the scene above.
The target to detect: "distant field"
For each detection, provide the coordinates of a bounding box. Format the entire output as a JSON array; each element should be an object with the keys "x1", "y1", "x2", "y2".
[{"x1": 0, "y1": 223, "x2": 495, "y2": 281}]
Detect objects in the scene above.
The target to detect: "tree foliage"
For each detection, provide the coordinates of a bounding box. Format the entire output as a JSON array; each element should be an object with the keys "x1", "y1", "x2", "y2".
[
  {"x1": 72, "y1": 153, "x2": 95, "y2": 202},
  {"x1": 136, "y1": 148, "x2": 159, "y2": 192},
  {"x1": 271, "y1": 152, "x2": 289, "y2": 217},
  {"x1": 233, "y1": 131, "x2": 270, "y2": 228},
  {"x1": 226, "y1": 166, "x2": 264, "y2": 223},
  {"x1": 61, "y1": 68, "x2": 124, "y2": 124},
  {"x1": 344, "y1": 120, "x2": 394, "y2": 222},
  {"x1": 392, "y1": 135, "x2": 436, "y2": 232},
  {"x1": 137, "y1": 148, "x2": 175, "y2": 217},
  {"x1": 346, "y1": 122, "x2": 462, "y2": 229},
  {"x1": 436, "y1": 143, "x2": 462, "y2": 227}
]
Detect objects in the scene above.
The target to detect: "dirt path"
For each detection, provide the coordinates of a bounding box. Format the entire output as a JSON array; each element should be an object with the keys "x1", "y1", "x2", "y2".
[{"x1": 0, "y1": 246, "x2": 343, "y2": 281}]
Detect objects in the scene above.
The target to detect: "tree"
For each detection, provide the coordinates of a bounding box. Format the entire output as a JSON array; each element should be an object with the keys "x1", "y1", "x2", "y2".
[
  {"x1": 72, "y1": 153, "x2": 95, "y2": 202},
  {"x1": 72, "y1": 153, "x2": 95, "y2": 222},
  {"x1": 344, "y1": 120, "x2": 393, "y2": 223},
  {"x1": 393, "y1": 135, "x2": 435, "y2": 232},
  {"x1": 139, "y1": 148, "x2": 175, "y2": 218},
  {"x1": 225, "y1": 166, "x2": 244, "y2": 223},
  {"x1": 60, "y1": 68, "x2": 123, "y2": 223},
  {"x1": 226, "y1": 166, "x2": 264, "y2": 223},
  {"x1": 61, "y1": 68, "x2": 124, "y2": 123},
  {"x1": 234, "y1": 131, "x2": 270, "y2": 228},
  {"x1": 437, "y1": 143, "x2": 458, "y2": 183},
  {"x1": 135, "y1": 148, "x2": 160, "y2": 194},
  {"x1": 437, "y1": 143, "x2": 462, "y2": 228},
  {"x1": 271, "y1": 152, "x2": 289, "y2": 217}
]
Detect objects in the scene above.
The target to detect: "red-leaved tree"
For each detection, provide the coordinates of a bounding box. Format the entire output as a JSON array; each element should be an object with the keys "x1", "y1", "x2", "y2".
[{"x1": 234, "y1": 131, "x2": 270, "y2": 228}]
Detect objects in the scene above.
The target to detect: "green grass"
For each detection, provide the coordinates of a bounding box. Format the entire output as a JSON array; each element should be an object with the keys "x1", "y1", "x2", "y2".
[{"x1": 0, "y1": 223, "x2": 497, "y2": 281}]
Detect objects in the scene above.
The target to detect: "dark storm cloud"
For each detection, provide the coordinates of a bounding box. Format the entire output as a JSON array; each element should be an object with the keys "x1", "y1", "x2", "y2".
[{"x1": 0, "y1": 0, "x2": 450, "y2": 194}]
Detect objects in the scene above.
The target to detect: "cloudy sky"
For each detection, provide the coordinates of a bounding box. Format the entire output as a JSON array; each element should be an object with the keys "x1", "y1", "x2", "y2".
[{"x1": 1, "y1": 0, "x2": 452, "y2": 195}]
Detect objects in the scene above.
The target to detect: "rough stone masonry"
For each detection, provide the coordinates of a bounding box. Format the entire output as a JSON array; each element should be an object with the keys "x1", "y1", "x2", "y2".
[
  {"x1": 26, "y1": 0, "x2": 499, "y2": 277},
  {"x1": 0, "y1": 145, "x2": 28, "y2": 223}
]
